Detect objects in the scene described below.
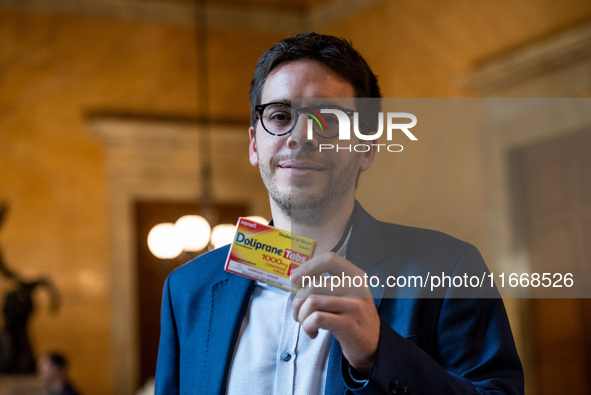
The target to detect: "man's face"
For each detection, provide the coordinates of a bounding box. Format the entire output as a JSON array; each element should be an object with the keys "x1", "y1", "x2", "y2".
[
  {"x1": 38, "y1": 355, "x2": 59, "y2": 383},
  {"x1": 249, "y1": 58, "x2": 374, "y2": 223}
]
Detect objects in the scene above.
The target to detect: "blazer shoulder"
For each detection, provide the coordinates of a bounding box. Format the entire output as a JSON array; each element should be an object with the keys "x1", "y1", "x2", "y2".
[
  {"x1": 379, "y1": 221, "x2": 474, "y2": 252},
  {"x1": 354, "y1": 202, "x2": 477, "y2": 258},
  {"x1": 166, "y1": 245, "x2": 230, "y2": 290}
]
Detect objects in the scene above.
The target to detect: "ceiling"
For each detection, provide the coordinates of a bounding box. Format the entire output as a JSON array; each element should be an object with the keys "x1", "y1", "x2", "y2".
[
  {"x1": 166, "y1": 0, "x2": 335, "y2": 9},
  {"x1": 0, "y1": 0, "x2": 383, "y2": 32}
]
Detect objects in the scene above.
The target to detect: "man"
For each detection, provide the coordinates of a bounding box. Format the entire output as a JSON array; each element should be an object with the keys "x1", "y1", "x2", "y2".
[
  {"x1": 155, "y1": 32, "x2": 523, "y2": 394},
  {"x1": 38, "y1": 352, "x2": 81, "y2": 395}
]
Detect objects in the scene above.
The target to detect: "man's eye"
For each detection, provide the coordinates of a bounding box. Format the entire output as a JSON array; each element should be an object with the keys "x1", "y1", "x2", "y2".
[
  {"x1": 269, "y1": 112, "x2": 291, "y2": 123},
  {"x1": 323, "y1": 114, "x2": 340, "y2": 124}
]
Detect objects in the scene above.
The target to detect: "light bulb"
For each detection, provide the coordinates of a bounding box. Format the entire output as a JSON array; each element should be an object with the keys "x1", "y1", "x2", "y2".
[
  {"x1": 175, "y1": 215, "x2": 211, "y2": 251},
  {"x1": 211, "y1": 223, "x2": 237, "y2": 249},
  {"x1": 147, "y1": 223, "x2": 183, "y2": 259}
]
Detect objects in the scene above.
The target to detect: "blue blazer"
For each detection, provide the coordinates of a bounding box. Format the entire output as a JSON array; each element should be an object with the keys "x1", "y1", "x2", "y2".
[{"x1": 155, "y1": 203, "x2": 524, "y2": 394}]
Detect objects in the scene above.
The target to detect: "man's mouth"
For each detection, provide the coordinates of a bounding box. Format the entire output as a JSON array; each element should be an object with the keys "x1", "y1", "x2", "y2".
[
  {"x1": 278, "y1": 160, "x2": 325, "y2": 177},
  {"x1": 279, "y1": 160, "x2": 324, "y2": 170}
]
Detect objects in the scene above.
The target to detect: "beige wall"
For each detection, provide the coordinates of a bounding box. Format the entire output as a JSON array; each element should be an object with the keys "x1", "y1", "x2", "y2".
[
  {"x1": 1, "y1": 1, "x2": 591, "y2": 394},
  {"x1": 324, "y1": 0, "x2": 591, "y2": 251},
  {"x1": 0, "y1": 9, "x2": 282, "y2": 394}
]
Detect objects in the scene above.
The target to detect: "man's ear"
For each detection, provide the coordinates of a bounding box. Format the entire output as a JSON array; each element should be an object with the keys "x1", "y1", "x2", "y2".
[
  {"x1": 248, "y1": 126, "x2": 259, "y2": 167},
  {"x1": 359, "y1": 141, "x2": 376, "y2": 172}
]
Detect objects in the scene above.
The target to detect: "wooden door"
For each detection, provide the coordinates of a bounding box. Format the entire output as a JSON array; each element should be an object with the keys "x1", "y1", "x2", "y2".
[{"x1": 512, "y1": 130, "x2": 591, "y2": 394}]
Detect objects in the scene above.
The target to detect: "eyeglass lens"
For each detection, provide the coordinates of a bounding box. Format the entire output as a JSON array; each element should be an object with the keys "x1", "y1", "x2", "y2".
[{"x1": 260, "y1": 103, "x2": 341, "y2": 138}]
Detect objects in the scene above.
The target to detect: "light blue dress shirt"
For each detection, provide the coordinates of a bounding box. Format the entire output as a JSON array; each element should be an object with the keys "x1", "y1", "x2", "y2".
[{"x1": 226, "y1": 231, "x2": 352, "y2": 395}]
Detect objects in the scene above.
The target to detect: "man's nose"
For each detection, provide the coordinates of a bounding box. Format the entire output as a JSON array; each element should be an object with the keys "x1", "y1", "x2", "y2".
[{"x1": 286, "y1": 113, "x2": 318, "y2": 151}]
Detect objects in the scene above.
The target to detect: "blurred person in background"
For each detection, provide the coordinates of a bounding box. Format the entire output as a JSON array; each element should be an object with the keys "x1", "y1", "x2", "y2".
[{"x1": 38, "y1": 352, "x2": 81, "y2": 395}]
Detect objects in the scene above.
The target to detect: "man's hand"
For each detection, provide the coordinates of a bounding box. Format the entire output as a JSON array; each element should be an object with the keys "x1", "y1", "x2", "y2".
[{"x1": 290, "y1": 252, "x2": 380, "y2": 372}]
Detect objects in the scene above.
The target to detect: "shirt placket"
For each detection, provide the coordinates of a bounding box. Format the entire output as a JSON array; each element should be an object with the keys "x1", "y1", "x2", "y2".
[{"x1": 273, "y1": 293, "x2": 301, "y2": 395}]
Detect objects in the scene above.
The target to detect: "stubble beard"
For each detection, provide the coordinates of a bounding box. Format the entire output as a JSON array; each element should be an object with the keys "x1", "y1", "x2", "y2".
[{"x1": 258, "y1": 152, "x2": 360, "y2": 225}]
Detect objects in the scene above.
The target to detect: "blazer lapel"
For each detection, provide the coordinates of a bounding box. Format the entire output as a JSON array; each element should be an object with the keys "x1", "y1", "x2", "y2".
[
  {"x1": 346, "y1": 202, "x2": 388, "y2": 308},
  {"x1": 325, "y1": 337, "x2": 346, "y2": 395},
  {"x1": 203, "y1": 273, "x2": 254, "y2": 394}
]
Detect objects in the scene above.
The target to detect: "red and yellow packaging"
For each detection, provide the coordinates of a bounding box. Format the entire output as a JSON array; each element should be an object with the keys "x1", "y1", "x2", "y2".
[{"x1": 224, "y1": 218, "x2": 316, "y2": 291}]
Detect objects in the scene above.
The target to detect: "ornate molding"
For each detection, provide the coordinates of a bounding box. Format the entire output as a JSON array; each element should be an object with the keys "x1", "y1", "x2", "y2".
[
  {"x1": 465, "y1": 23, "x2": 591, "y2": 97},
  {"x1": 87, "y1": 115, "x2": 267, "y2": 394}
]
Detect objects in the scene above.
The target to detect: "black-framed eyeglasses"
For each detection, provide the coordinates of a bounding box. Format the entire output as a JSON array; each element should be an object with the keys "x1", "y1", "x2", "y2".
[{"x1": 254, "y1": 102, "x2": 356, "y2": 138}]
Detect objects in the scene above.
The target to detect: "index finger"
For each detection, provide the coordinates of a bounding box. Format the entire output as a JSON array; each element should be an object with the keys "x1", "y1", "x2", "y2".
[
  {"x1": 291, "y1": 252, "x2": 352, "y2": 282},
  {"x1": 291, "y1": 252, "x2": 367, "y2": 292}
]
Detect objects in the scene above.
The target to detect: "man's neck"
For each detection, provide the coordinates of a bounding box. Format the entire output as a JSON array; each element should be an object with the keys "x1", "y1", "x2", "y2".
[
  {"x1": 270, "y1": 198, "x2": 355, "y2": 255},
  {"x1": 47, "y1": 377, "x2": 66, "y2": 393}
]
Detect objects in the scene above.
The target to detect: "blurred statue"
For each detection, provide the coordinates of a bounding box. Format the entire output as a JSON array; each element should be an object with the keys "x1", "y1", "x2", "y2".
[{"x1": 0, "y1": 202, "x2": 60, "y2": 374}]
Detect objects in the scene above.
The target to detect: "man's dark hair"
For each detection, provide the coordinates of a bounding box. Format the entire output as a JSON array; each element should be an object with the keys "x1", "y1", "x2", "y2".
[
  {"x1": 249, "y1": 32, "x2": 382, "y2": 129},
  {"x1": 47, "y1": 352, "x2": 67, "y2": 370}
]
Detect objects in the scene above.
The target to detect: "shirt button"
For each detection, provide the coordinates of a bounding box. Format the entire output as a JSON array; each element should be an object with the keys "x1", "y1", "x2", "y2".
[{"x1": 280, "y1": 352, "x2": 292, "y2": 362}]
